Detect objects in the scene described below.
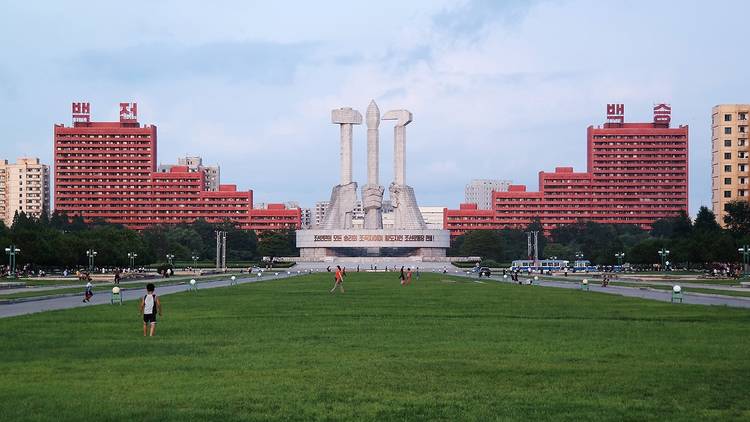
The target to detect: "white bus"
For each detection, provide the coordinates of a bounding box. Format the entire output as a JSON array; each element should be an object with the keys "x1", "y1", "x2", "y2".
[{"x1": 511, "y1": 259, "x2": 569, "y2": 272}]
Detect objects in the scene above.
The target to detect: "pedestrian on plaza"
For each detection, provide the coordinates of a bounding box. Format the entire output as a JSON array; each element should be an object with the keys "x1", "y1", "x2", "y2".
[
  {"x1": 83, "y1": 280, "x2": 93, "y2": 303},
  {"x1": 114, "y1": 270, "x2": 121, "y2": 285},
  {"x1": 139, "y1": 283, "x2": 162, "y2": 337},
  {"x1": 330, "y1": 265, "x2": 345, "y2": 294}
]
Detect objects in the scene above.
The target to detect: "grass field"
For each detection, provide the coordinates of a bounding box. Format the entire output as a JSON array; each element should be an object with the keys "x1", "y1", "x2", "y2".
[{"x1": 1, "y1": 272, "x2": 749, "y2": 421}]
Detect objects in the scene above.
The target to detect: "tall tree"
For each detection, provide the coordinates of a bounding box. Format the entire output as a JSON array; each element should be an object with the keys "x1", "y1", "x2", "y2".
[{"x1": 723, "y1": 200, "x2": 750, "y2": 235}]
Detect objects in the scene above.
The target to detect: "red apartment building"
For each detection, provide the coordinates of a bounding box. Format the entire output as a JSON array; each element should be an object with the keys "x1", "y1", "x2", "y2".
[
  {"x1": 445, "y1": 104, "x2": 689, "y2": 236},
  {"x1": 54, "y1": 102, "x2": 300, "y2": 232}
]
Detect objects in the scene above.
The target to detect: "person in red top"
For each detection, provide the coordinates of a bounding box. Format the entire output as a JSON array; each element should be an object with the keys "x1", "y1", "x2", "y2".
[
  {"x1": 330, "y1": 265, "x2": 345, "y2": 294},
  {"x1": 406, "y1": 268, "x2": 413, "y2": 285}
]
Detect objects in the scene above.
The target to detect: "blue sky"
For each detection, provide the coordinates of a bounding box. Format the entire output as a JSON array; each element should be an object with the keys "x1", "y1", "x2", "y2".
[{"x1": 0, "y1": 0, "x2": 744, "y2": 215}]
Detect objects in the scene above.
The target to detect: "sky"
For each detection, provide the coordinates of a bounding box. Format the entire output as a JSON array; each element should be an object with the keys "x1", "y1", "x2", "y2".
[{"x1": 0, "y1": 0, "x2": 745, "y2": 215}]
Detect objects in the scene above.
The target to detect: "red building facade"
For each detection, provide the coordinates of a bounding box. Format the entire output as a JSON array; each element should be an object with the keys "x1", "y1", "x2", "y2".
[
  {"x1": 54, "y1": 102, "x2": 300, "y2": 232},
  {"x1": 445, "y1": 104, "x2": 689, "y2": 236}
]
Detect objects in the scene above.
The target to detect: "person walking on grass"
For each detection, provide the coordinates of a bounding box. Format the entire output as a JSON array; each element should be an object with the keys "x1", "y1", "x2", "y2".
[
  {"x1": 330, "y1": 265, "x2": 345, "y2": 294},
  {"x1": 405, "y1": 268, "x2": 413, "y2": 285},
  {"x1": 139, "y1": 283, "x2": 162, "y2": 337},
  {"x1": 399, "y1": 266, "x2": 406, "y2": 286},
  {"x1": 82, "y1": 279, "x2": 93, "y2": 303},
  {"x1": 415, "y1": 267, "x2": 421, "y2": 281}
]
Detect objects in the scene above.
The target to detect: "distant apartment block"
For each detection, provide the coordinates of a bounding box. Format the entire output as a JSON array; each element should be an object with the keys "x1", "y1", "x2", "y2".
[
  {"x1": 158, "y1": 156, "x2": 220, "y2": 191},
  {"x1": 464, "y1": 179, "x2": 511, "y2": 210},
  {"x1": 0, "y1": 158, "x2": 50, "y2": 227},
  {"x1": 712, "y1": 104, "x2": 750, "y2": 226}
]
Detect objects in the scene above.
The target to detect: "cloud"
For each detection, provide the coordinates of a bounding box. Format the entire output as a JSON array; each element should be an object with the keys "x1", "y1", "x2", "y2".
[{"x1": 0, "y1": 0, "x2": 745, "y2": 215}]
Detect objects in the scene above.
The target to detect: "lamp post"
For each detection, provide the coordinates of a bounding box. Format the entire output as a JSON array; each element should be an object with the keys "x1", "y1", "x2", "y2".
[
  {"x1": 127, "y1": 252, "x2": 137, "y2": 270},
  {"x1": 191, "y1": 254, "x2": 199, "y2": 271},
  {"x1": 166, "y1": 254, "x2": 175, "y2": 266},
  {"x1": 86, "y1": 249, "x2": 98, "y2": 272},
  {"x1": 658, "y1": 247, "x2": 670, "y2": 272},
  {"x1": 739, "y1": 245, "x2": 750, "y2": 276},
  {"x1": 5, "y1": 245, "x2": 20, "y2": 278},
  {"x1": 614, "y1": 252, "x2": 625, "y2": 266}
]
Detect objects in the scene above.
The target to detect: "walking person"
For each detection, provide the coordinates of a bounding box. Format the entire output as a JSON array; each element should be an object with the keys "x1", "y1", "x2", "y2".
[
  {"x1": 330, "y1": 265, "x2": 345, "y2": 294},
  {"x1": 139, "y1": 283, "x2": 162, "y2": 337},
  {"x1": 406, "y1": 268, "x2": 413, "y2": 285},
  {"x1": 399, "y1": 266, "x2": 406, "y2": 285},
  {"x1": 82, "y1": 279, "x2": 93, "y2": 303},
  {"x1": 415, "y1": 267, "x2": 421, "y2": 281}
]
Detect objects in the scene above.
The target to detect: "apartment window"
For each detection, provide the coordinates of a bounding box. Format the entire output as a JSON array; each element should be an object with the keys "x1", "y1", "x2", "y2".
[
  {"x1": 725, "y1": 114, "x2": 732, "y2": 122},
  {"x1": 740, "y1": 113, "x2": 748, "y2": 121},
  {"x1": 741, "y1": 139, "x2": 747, "y2": 147},
  {"x1": 741, "y1": 165, "x2": 748, "y2": 172},
  {"x1": 725, "y1": 152, "x2": 732, "y2": 160},
  {"x1": 724, "y1": 191, "x2": 732, "y2": 198},
  {"x1": 725, "y1": 127, "x2": 732, "y2": 134},
  {"x1": 724, "y1": 177, "x2": 732, "y2": 185},
  {"x1": 725, "y1": 165, "x2": 732, "y2": 172},
  {"x1": 725, "y1": 139, "x2": 732, "y2": 147}
]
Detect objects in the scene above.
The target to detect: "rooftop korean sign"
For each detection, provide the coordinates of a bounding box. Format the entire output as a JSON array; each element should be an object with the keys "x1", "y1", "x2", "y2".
[
  {"x1": 119, "y1": 102, "x2": 138, "y2": 122},
  {"x1": 606, "y1": 103, "x2": 624, "y2": 124},
  {"x1": 72, "y1": 102, "x2": 90, "y2": 123},
  {"x1": 653, "y1": 103, "x2": 671, "y2": 127}
]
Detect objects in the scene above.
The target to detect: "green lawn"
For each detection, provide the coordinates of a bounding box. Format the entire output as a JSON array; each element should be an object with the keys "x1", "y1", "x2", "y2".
[{"x1": 1, "y1": 273, "x2": 749, "y2": 421}]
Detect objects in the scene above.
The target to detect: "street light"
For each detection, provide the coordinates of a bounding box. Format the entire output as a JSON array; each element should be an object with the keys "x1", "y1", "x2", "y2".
[
  {"x1": 614, "y1": 252, "x2": 625, "y2": 266},
  {"x1": 166, "y1": 254, "x2": 175, "y2": 266},
  {"x1": 86, "y1": 249, "x2": 98, "y2": 272},
  {"x1": 191, "y1": 254, "x2": 199, "y2": 270},
  {"x1": 5, "y1": 245, "x2": 20, "y2": 278},
  {"x1": 738, "y1": 245, "x2": 750, "y2": 276},
  {"x1": 575, "y1": 251, "x2": 584, "y2": 260},
  {"x1": 127, "y1": 252, "x2": 137, "y2": 269},
  {"x1": 658, "y1": 247, "x2": 670, "y2": 272}
]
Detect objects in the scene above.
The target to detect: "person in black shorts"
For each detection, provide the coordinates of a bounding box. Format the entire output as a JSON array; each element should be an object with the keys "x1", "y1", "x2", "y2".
[{"x1": 139, "y1": 283, "x2": 162, "y2": 337}]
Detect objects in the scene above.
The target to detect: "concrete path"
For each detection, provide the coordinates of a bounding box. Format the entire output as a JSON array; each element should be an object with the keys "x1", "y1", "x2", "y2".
[
  {"x1": 0, "y1": 273, "x2": 299, "y2": 319},
  {"x1": 471, "y1": 274, "x2": 750, "y2": 309}
]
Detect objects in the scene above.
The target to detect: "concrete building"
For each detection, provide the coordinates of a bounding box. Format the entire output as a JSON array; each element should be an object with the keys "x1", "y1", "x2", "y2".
[
  {"x1": 712, "y1": 104, "x2": 750, "y2": 225},
  {"x1": 54, "y1": 102, "x2": 299, "y2": 232},
  {"x1": 158, "y1": 156, "x2": 220, "y2": 191},
  {"x1": 314, "y1": 201, "x2": 329, "y2": 227},
  {"x1": 464, "y1": 179, "x2": 511, "y2": 210},
  {"x1": 300, "y1": 208, "x2": 313, "y2": 229},
  {"x1": 0, "y1": 158, "x2": 50, "y2": 227},
  {"x1": 445, "y1": 104, "x2": 689, "y2": 236},
  {"x1": 419, "y1": 206, "x2": 445, "y2": 229}
]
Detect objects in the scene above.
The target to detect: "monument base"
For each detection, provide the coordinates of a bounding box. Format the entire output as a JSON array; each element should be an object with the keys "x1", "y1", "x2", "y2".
[{"x1": 297, "y1": 229, "x2": 449, "y2": 259}]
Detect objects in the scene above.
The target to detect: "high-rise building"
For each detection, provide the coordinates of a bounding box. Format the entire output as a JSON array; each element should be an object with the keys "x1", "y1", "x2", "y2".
[
  {"x1": 445, "y1": 104, "x2": 689, "y2": 236},
  {"x1": 313, "y1": 201, "x2": 329, "y2": 228},
  {"x1": 158, "y1": 156, "x2": 220, "y2": 191},
  {"x1": 0, "y1": 158, "x2": 50, "y2": 227},
  {"x1": 299, "y1": 208, "x2": 313, "y2": 229},
  {"x1": 54, "y1": 102, "x2": 299, "y2": 232},
  {"x1": 712, "y1": 104, "x2": 750, "y2": 225},
  {"x1": 464, "y1": 179, "x2": 511, "y2": 209}
]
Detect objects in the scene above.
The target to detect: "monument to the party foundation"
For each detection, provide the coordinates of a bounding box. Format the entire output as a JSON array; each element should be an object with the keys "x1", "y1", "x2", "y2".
[{"x1": 297, "y1": 100, "x2": 450, "y2": 260}]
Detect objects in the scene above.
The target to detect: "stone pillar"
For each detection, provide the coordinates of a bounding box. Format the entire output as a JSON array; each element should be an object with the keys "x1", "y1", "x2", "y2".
[
  {"x1": 366, "y1": 100, "x2": 380, "y2": 186},
  {"x1": 331, "y1": 107, "x2": 362, "y2": 185},
  {"x1": 362, "y1": 100, "x2": 385, "y2": 229},
  {"x1": 382, "y1": 110, "x2": 412, "y2": 186},
  {"x1": 383, "y1": 109, "x2": 425, "y2": 230}
]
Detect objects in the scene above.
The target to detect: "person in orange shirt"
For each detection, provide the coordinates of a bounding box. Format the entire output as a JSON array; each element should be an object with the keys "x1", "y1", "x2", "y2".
[
  {"x1": 330, "y1": 265, "x2": 345, "y2": 294},
  {"x1": 405, "y1": 268, "x2": 413, "y2": 285}
]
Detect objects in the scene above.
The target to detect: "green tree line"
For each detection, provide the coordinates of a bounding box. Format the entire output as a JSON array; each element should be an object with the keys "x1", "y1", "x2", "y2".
[
  {"x1": 0, "y1": 212, "x2": 299, "y2": 270},
  {"x1": 452, "y1": 201, "x2": 750, "y2": 267}
]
